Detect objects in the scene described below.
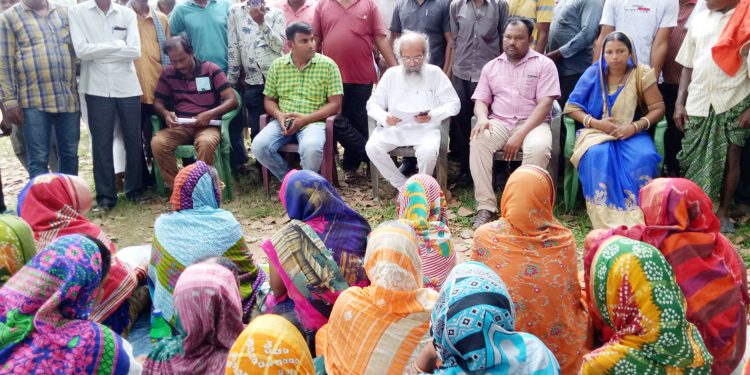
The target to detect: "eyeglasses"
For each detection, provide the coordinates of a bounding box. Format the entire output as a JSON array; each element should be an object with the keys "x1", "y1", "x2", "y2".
[{"x1": 400, "y1": 55, "x2": 424, "y2": 63}]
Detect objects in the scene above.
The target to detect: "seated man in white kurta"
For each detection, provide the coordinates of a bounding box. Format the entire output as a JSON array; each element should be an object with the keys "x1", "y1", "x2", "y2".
[{"x1": 365, "y1": 31, "x2": 460, "y2": 188}]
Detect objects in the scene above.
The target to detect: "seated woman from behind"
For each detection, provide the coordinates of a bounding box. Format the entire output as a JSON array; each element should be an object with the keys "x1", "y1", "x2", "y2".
[
  {"x1": 0, "y1": 215, "x2": 36, "y2": 286},
  {"x1": 564, "y1": 31, "x2": 666, "y2": 229},
  {"x1": 0, "y1": 234, "x2": 141, "y2": 374},
  {"x1": 472, "y1": 165, "x2": 591, "y2": 374},
  {"x1": 316, "y1": 221, "x2": 438, "y2": 374},
  {"x1": 143, "y1": 263, "x2": 244, "y2": 374},
  {"x1": 585, "y1": 178, "x2": 749, "y2": 374},
  {"x1": 397, "y1": 174, "x2": 455, "y2": 290},
  {"x1": 582, "y1": 236, "x2": 712, "y2": 373},
  {"x1": 17, "y1": 174, "x2": 139, "y2": 331},
  {"x1": 149, "y1": 161, "x2": 262, "y2": 324},
  {"x1": 226, "y1": 314, "x2": 315, "y2": 374},
  {"x1": 263, "y1": 170, "x2": 370, "y2": 336},
  {"x1": 423, "y1": 262, "x2": 559, "y2": 374}
]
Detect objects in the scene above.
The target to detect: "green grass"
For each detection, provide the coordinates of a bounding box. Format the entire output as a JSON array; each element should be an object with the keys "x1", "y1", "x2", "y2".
[{"x1": 2, "y1": 127, "x2": 749, "y2": 270}]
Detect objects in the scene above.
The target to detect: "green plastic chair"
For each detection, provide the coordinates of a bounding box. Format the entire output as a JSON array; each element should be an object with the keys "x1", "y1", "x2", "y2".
[
  {"x1": 151, "y1": 89, "x2": 241, "y2": 200},
  {"x1": 562, "y1": 115, "x2": 666, "y2": 211}
]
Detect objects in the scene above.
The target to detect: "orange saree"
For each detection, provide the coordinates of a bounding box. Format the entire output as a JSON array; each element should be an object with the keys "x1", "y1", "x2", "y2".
[{"x1": 472, "y1": 165, "x2": 592, "y2": 374}]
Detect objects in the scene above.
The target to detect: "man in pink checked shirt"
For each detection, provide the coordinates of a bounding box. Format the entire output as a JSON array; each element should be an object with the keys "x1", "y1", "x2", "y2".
[{"x1": 469, "y1": 17, "x2": 560, "y2": 229}]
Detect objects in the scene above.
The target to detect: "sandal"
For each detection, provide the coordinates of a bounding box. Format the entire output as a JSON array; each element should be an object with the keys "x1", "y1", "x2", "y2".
[{"x1": 720, "y1": 217, "x2": 736, "y2": 234}]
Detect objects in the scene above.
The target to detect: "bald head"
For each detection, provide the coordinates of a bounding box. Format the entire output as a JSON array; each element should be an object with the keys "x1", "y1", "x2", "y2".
[{"x1": 394, "y1": 31, "x2": 430, "y2": 74}]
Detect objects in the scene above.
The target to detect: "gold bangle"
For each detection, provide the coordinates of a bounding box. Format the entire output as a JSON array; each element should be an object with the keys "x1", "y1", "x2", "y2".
[
  {"x1": 584, "y1": 114, "x2": 592, "y2": 128},
  {"x1": 631, "y1": 122, "x2": 639, "y2": 132},
  {"x1": 641, "y1": 117, "x2": 651, "y2": 130}
]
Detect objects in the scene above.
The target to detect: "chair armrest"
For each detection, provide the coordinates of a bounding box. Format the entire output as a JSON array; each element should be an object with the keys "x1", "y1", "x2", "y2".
[
  {"x1": 325, "y1": 115, "x2": 336, "y2": 140},
  {"x1": 440, "y1": 118, "x2": 450, "y2": 151},
  {"x1": 563, "y1": 115, "x2": 576, "y2": 159},
  {"x1": 325, "y1": 115, "x2": 336, "y2": 162},
  {"x1": 151, "y1": 115, "x2": 161, "y2": 134},
  {"x1": 551, "y1": 100, "x2": 562, "y2": 117},
  {"x1": 367, "y1": 115, "x2": 377, "y2": 135},
  {"x1": 220, "y1": 89, "x2": 243, "y2": 122},
  {"x1": 259, "y1": 113, "x2": 269, "y2": 130},
  {"x1": 653, "y1": 117, "x2": 667, "y2": 160}
]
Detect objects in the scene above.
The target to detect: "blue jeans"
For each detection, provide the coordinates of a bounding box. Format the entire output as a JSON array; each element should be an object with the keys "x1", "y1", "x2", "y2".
[
  {"x1": 251, "y1": 119, "x2": 326, "y2": 180},
  {"x1": 21, "y1": 109, "x2": 80, "y2": 178}
]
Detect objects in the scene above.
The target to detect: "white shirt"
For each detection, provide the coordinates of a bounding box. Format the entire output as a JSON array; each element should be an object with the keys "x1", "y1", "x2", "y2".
[
  {"x1": 69, "y1": 1, "x2": 143, "y2": 98},
  {"x1": 676, "y1": 8, "x2": 750, "y2": 117},
  {"x1": 600, "y1": 0, "x2": 678, "y2": 67},
  {"x1": 367, "y1": 64, "x2": 460, "y2": 130}
]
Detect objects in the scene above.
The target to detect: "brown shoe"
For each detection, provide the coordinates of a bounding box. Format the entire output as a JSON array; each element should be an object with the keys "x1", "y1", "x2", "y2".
[{"x1": 472, "y1": 209, "x2": 498, "y2": 229}]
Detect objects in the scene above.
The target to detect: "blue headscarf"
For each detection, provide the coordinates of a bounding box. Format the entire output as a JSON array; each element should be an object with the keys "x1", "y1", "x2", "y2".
[
  {"x1": 150, "y1": 161, "x2": 247, "y2": 322},
  {"x1": 431, "y1": 262, "x2": 560, "y2": 374},
  {"x1": 280, "y1": 170, "x2": 371, "y2": 260},
  {"x1": 567, "y1": 31, "x2": 638, "y2": 121}
]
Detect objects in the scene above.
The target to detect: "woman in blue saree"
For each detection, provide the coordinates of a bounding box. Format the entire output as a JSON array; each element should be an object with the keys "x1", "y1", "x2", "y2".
[{"x1": 563, "y1": 31, "x2": 666, "y2": 229}]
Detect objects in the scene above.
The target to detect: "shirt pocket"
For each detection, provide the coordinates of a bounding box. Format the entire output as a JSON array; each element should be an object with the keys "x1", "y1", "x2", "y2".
[
  {"x1": 519, "y1": 67, "x2": 539, "y2": 100},
  {"x1": 478, "y1": 13, "x2": 500, "y2": 42},
  {"x1": 349, "y1": 12, "x2": 371, "y2": 37}
]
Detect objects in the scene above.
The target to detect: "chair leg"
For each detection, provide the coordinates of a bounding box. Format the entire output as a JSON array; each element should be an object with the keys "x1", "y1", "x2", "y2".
[
  {"x1": 436, "y1": 154, "x2": 448, "y2": 195},
  {"x1": 220, "y1": 153, "x2": 233, "y2": 201},
  {"x1": 262, "y1": 165, "x2": 271, "y2": 196},
  {"x1": 548, "y1": 155, "x2": 559, "y2": 194},
  {"x1": 563, "y1": 160, "x2": 579, "y2": 211},
  {"x1": 153, "y1": 158, "x2": 165, "y2": 195},
  {"x1": 371, "y1": 163, "x2": 380, "y2": 200}
]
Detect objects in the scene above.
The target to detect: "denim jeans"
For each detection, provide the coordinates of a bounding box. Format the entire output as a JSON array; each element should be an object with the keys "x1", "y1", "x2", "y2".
[
  {"x1": 21, "y1": 109, "x2": 80, "y2": 178},
  {"x1": 229, "y1": 84, "x2": 265, "y2": 168},
  {"x1": 251, "y1": 119, "x2": 326, "y2": 180},
  {"x1": 85, "y1": 95, "x2": 143, "y2": 207}
]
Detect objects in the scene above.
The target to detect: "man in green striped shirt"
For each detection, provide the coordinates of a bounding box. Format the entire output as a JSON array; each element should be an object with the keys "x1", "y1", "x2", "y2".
[{"x1": 252, "y1": 21, "x2": 343, "y2": 180}]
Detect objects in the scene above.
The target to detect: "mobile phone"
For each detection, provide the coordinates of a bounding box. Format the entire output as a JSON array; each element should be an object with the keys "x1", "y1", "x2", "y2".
[
  {"x1": 283, "y1": 117, "x2": 294, "y2": 130},
  {"x1": 250, "y1": 0, "x2": 261, "y2": 8},
  {"x1": 416, "y1": 110, "x2": 429, "y2": 117}
]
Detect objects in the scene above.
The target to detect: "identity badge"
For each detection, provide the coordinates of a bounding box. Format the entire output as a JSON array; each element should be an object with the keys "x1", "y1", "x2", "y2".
[{"x1": 195, "y1": 77, "x2": 211, "y2": 92}]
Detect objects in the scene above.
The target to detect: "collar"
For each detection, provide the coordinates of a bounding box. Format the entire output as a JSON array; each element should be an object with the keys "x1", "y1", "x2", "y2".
[
  {"x1": 282, "y1": 0, "x2": 313, "y2": 9},
  {"x1": 20, "y1": 0, "x2": 59, "y2": 13},
  {"x1": 284, "y1": 52, "x2": 318, "y2": 69},
  {"x1": 708, "y1": 6, "x2": 736, "y2": 16},
  {"x1": 85, "y1": 0, "x2": 120, "y2": 13},
  {"x1": 498, "y1": 48, "x2": 539, "y2": 65},
  {"x1": 175, "y1": 57, "x2": 204, "y2": 79},
  {"x1": 128, "y1": 2, "x2": 155, "y2": 18},
  {"x1": 189, "y1": 0, "x2": 217, "y2": 6},
  {"x1": 240, "y1": 2, "x2": 271, "y2": 12}
]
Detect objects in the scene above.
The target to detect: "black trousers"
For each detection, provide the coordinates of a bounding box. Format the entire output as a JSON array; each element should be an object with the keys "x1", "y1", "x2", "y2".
[
  {"x1": 86, "y1": 94, "x2": 143, "y2": 206},
  {"x1": 658, "y1": 83, "x2": 682, "y2": 176},
  {"x1": 337, "y1": 83, "x2": 371, "y2": 171},
  {"x1": 450, "y1": 76, "x2": 478, "y2": 175},
  {"x1": 0, "y1": 170, "x2": 5, "y2": 213}
]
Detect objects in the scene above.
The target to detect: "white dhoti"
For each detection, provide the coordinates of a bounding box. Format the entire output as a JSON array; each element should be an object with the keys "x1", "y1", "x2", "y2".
[{"x1": 366, "y1": 123, "x2": 441, "y2": 188}]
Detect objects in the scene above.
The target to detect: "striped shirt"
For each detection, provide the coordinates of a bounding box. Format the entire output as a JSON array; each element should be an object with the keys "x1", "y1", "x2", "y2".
[
  {"x1": 0, "y1": 2, "x2": 78, "y2": 112},
  {"x1": 662, "y1": 0, "x2": 696, "y2": 85},
  {"x1": 508, "y1": 0, "x2": 555, "y2": 44},
  {"x1": 154, "y1": 59, "x2": 231, "y2": 118},
  {"x1": 263, "y1": 53, "x2": 343, "y2": 117}
]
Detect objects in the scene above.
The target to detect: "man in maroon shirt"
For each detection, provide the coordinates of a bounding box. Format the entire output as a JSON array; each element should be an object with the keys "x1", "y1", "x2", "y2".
[
  {"x1": 151, "y1": 34, "x2": 238, "y2": 189},
  {"x1": 313, "y1": 0, "x2": 398, "y2": 181}
]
